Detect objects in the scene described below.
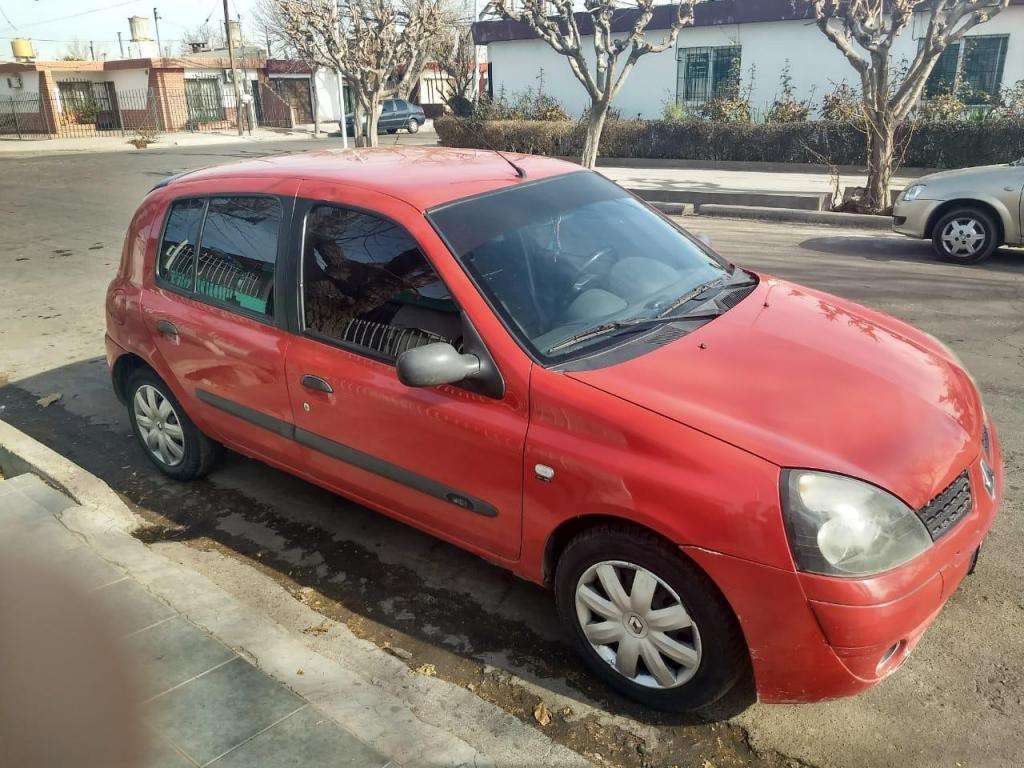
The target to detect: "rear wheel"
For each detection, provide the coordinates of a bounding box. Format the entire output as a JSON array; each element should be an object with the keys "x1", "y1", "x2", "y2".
[
  {"x1": 126, "y1": 369, "x2": 221, "y2": 481},
  {"x1": 407, "y1": 118, "x2": 420, "y2": 134},
  {"x1": 932, "y1": 207, "x2": 1000, "y2": 263},
  {"x1": 555, "y1": 525, "x2": 747, "y2": 711}
]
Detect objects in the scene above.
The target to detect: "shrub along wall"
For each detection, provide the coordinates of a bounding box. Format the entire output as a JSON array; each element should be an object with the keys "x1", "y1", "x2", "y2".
[{"x1": 434, "y1": 117, "x2": 1024, "y2": 169}]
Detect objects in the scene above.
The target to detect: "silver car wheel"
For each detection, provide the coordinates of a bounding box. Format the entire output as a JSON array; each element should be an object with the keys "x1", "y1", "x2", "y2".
[
  {"x1": 575, "y1": 560, "x2": 702, "y2": 689},
  {"x1": 133, "y1": 384, "x2": 185, "y2": 467},
  {"x1": 940, "y1": 217, "x2": 986, "y2": 257}
]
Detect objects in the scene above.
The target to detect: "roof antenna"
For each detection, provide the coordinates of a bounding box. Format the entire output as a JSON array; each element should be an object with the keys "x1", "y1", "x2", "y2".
[{"x1": 494, "y1": 148, "x2": 528, "y2": 179}]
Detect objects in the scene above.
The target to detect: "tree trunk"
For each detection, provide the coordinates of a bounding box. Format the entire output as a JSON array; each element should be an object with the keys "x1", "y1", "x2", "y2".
[
  {"x1": 353, "y1": 102, "x2": 365, "y2": 147},
  {"x1": 864, "y1": 118, "x2": 895, "y2": 213},
  {"x1": 580, "y1": 99, "x2": 609, "y2": 169},
  {"x1": 365, "y1": 99, "x2": 380, "y2": 147}
]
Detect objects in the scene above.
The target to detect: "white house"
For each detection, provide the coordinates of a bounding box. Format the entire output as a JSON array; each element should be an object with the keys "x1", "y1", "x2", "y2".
[{"x1": 473, "y1": 0, "x2": 1024, "y2": 119}]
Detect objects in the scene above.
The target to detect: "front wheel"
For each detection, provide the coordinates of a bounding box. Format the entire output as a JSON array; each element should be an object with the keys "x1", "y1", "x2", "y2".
[
  {"x1": 126, "y1": 369, "x2": 222, "y2": 481},
  {"x1": 555, "y1": 525, "x2": 747, "y2": 711},
  {"x1": 932, "y1": 207, "x2": 1000, "y2": 263},
  {"x1": 407, "y1": 118, "x2": 420, "y2": 134}
]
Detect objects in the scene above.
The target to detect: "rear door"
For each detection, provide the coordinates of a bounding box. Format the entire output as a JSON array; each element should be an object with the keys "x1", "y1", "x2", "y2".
[
  {"x1": 378, "y1": 99, "x2": 397, "y2": 131},
  {"x1": 142, "y1": 178, "x2": 301, "y2": 468},
  {"x1": 281, "y1": 184, "x2": 529, "y2": 561}
]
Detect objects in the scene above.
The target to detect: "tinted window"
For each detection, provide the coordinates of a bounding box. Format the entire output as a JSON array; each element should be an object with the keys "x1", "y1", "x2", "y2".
[
  {"x1": 195, "y1": 196, "x2": 281, "y2": 317},
  {"x1": 302, "y1": 205, "x2": 459, "y2": 360},
  {"x1": 429, "y1": 172, "x2": 731, "y2": 360},
  {"x1": 382, "y1": 100, "x2": 396, "y2": 112},
  {"x1": 158, "y1": 198, "x2": 205, "y2": 291}
]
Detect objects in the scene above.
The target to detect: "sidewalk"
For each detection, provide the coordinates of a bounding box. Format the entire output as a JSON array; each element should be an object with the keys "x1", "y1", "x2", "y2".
[
  {"x1": 0, "y1": 420, "x2": 593, "y2": 768},
  {"x1": 0, "y1": 127, "x2": 329, "y2": 156},
  {"x1": 0, "y1": 472, "x2": 392, "y2": 768}
]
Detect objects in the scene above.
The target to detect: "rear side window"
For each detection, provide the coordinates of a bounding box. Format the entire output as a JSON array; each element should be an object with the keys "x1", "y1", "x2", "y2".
[
  {"x1": 195, "y1": 197, "x2": 282, "y2": 317},
  {"x1": 157, "y1": 195, "x2": 282, "y2": 319},
  {"x1": 157, "y1": 198, "x2": 204, "y2": 291},
  {"x1": 302, "y1": 204, "x2": 459, "y2": 360}
]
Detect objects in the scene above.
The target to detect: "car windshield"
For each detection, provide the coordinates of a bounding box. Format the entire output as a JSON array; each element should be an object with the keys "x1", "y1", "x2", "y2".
[{"x1": 428, "y1": 172, "x2": 733, "y2": 361}]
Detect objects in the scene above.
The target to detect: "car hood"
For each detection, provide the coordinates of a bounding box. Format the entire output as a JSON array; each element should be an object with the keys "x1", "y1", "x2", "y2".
[
  {"x1": 566, "y1": 276, "x2": 983, "y2": 508},
  {"x1": 916, "y1": 164, "x2": 1009, "y2": 185}
]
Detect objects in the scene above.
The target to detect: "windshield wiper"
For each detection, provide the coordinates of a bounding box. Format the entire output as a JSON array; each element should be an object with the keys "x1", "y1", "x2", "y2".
[
  {"x1": 546, "y1": 310, "x2": 724, "y2": 354},
  {"x1": 657, "y1": 276, "x2": 730, "y2": 317}
]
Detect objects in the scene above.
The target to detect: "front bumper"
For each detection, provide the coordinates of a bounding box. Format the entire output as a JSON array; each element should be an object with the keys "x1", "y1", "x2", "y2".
[
  {"x1": 892, "y1": 197, "x2": 942, "y2": 238},
  {"x1": 684, "y1": 439, "x2": 1003, "y2": 703}
]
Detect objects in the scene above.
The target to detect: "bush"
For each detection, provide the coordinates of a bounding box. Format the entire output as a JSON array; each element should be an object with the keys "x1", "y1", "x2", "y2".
[
  {"x1": 820, "y1": 82, "x2": 861, "y2": 122},
  {"x1": 434, "y1": 115, "x2": 1024, "y2": 169},
  {"x1": 764, "y1": 62, "x2": 813, "y2": 124}
]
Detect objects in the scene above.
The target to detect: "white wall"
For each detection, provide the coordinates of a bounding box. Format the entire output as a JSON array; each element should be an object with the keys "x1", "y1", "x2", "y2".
[
  {"x1": 486, "y1": 6, "x2": 1024, "y2": 119},
  {"x1": 0, "y1": 70, "x2": 39, "y2": 103}
]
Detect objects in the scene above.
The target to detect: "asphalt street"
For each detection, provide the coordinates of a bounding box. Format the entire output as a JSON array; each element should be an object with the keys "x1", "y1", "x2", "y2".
[{"x1": 1, "y1": 139, "x2": 1022, "y2": 768}]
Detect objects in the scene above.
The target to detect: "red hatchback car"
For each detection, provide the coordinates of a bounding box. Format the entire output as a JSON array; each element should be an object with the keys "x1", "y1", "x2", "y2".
[{"x1": 105, "y1": 147, "x2": 1002, "y2": 711}]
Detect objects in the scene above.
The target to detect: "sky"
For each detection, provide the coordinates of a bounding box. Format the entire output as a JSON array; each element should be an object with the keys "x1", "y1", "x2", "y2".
[{"x1": 0, "y1": 0, "x2": 260, "y2": 61}]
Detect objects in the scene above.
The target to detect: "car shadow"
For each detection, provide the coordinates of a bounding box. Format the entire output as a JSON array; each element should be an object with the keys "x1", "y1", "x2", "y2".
[
  {"x1": 798, "y1": 235, "x2": 1024, "y2": 273},
  {"x1": 0, "y1": 359, "x2": 758, "y2": 746}
]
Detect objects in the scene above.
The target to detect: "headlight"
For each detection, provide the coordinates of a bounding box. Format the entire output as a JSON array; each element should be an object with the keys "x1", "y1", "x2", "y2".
[
  {"x1": 781, "y1": 470, "x2": 932, "y2": 577},
  {"x1": 901, "y1": 184, "x2": 926, "y2": 201}
]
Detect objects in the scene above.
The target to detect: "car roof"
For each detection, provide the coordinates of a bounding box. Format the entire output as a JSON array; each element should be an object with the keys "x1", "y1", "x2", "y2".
[{"x1": 171, "y1": 146, "x2": 579, "y2": 211}]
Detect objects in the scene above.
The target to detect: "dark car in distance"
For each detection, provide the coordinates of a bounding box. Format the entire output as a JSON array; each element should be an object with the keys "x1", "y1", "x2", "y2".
[{"x1": 343, "y1": 98, "x2": 426, "y2": 136}]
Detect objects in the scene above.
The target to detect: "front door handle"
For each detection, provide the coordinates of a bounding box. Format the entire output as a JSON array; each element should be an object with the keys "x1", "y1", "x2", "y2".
[
  {"x1": 300, "y1": 374, "x2": 333, "y2": 394},
  {"x1": 156, "y1": 319, "x2": 178, "y2": 337}
]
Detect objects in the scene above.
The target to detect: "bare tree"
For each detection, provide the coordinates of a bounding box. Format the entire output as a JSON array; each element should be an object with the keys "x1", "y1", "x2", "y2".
[
  {"x1": 433, "y1": 25, "x2": 477, "y2": 114},
  {"x1": 60, "y1": 39, "x2": 93, "y2": 60},
  {"x1": 272, "y1": 0, "x2": 447, "y2": 145},
  {"x1": 492, "y1": 0, "x2": 696, "y2": 168},
  {"x1": 811, "y1": 0, "x2": 1009, "y2": 212}
]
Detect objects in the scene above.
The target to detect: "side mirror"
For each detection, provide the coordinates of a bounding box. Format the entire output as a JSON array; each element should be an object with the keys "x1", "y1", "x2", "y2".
[{"x1": 396, "y1": 343, "x2": 481, "y2": 389}]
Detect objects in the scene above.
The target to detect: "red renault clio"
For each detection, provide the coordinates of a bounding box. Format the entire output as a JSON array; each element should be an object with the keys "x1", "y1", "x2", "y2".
[{"x1": 105, "y1": 147, "x2": 1001, "y2": 711}]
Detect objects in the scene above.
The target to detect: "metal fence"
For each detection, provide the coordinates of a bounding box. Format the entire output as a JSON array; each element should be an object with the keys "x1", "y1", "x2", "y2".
[{"x1": 0, "y1": 80, "x2": 294, "y2": 139}]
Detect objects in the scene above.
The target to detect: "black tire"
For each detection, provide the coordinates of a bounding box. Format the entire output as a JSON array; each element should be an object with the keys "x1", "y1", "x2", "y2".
[
  {"x1": 407, "y1": 118, "x2": 420, "y2": 134},
  {"x1": 126, "y1": 368, "x2": 222, "y2": 481},
  {"x1": 555, "y1": 525, "x2": 747, "y2": 712},
  {"x1": 931, "y1": 206, "x2": 1000, "y2": 264}
]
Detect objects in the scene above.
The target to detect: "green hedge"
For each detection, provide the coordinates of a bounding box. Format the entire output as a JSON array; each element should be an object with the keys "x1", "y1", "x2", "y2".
[{"x1": 435, "y1": 116, "x2": 1024, "y2": 169}]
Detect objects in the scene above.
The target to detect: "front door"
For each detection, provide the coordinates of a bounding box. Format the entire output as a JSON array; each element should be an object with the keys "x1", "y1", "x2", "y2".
[
  {"x1": 282, "y1": 188, "x2": 528, "y2": 560},
  {"x1": 142, "y1": 185, "x2": 300, "y2": 468},
  {"x1": 270, "y1": 77, "x2": 314, "y2": 124}
]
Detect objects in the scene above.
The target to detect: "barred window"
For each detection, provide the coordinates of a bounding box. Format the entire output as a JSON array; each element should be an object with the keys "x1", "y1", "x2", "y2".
[
  {"x1": 924, "y1": 35, "x2": 1008, "y2": 104},
  {"x1": 676, "y1": 46, "x2": 741, "y2": 105}
]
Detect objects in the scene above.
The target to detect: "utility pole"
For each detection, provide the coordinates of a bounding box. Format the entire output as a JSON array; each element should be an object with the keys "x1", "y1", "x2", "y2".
[
  {"x1": 153, "y1": 8, "x2": 163, "y2": 58},
  {"x1": 472, "y1": 0, "x2": 480, "y2": 101},
  {"x1": 90, "y1": 40, "x2": 96, "y2": 60},
  {"x1": 117, "y1": 31, "x2": 125, "y2": 58},
  {"x1": 223, "y1": 0, "x2": 244, "y2": 136}
]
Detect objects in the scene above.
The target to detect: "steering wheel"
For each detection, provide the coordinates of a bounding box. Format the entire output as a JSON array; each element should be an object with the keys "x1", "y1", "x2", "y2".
[{"x1": 568, "y1": 247, "x2": 616, "y2": 296}]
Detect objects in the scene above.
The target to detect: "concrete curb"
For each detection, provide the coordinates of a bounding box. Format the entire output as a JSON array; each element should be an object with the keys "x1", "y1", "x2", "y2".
[
  {"x1": 693, "y1": 203, "x2": 893, "y2": 230},
  {"x1": 0, "y1": 418, "x2": 594, "y2": 768},
  {"x1": 631, "y1": 187, "x2": 829, "y2": 211}
]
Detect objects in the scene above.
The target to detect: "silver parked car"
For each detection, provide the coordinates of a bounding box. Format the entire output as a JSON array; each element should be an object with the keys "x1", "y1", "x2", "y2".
[{"x1": 893, "y1": 158, "x2": 1024, "y2": 263}]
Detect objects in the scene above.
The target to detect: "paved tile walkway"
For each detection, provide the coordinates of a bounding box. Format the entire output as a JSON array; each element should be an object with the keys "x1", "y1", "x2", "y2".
[{"x1": 0, "y1": 473, "x2": 392, "y2": 768}]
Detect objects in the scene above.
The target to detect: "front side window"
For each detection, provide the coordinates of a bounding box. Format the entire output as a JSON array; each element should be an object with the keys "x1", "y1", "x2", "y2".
[
  {"x1": 302, "y1": 205, "x2": 459, "y2": 360},
  {"x1": 194, "y1": 196, "x2": 281, "y2": 317},
  {"x1": 429, "y1": 173, "x2": 738, "y2": 362},
  {"x1": 158, "y1": 198, "x2": 205, "y2": 291}
]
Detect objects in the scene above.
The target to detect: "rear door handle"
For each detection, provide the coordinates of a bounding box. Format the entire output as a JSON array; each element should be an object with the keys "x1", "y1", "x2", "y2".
[
  {"x1": 156, "y1": 319, "x2": 178, "y2": 337},
  {"x1": 300, "y1": 374, "x2": 333, "y2": 394}
]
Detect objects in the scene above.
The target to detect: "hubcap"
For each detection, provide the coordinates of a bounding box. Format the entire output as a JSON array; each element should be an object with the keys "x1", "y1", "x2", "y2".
[
  {"x1": 133, "y1": 385, "x2": 185, "y2": 467},
  {"x1": 941, "y1": 217, "x2": 986, "y2": 257},
  {"x1": 575, "y1": 560, "x2": 701, "y2": 689}
]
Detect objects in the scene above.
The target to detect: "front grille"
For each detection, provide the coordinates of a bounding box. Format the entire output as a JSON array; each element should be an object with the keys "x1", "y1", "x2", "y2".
[{"x1": 917, "y1": 470, "x2": 973, "y2": 540}]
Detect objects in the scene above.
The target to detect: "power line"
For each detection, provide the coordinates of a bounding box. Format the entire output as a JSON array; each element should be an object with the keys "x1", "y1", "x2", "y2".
[
  {"x1": 0, "y1": 5, "x2": 16, "y2": 30},
  {"x1": 0, "y1": 0, "x2": 145, "y2": 33}
]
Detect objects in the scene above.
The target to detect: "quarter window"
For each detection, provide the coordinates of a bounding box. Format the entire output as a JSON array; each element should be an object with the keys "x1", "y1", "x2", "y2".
[
  {"x1": 158, "y1": 198, "x2": 205, "y2": 291},
  {"x1": 302, "y1": 205, "x2": 459, "y2": 360},
  {"x1": 194, "y1": 196, "x2": 281, "y2": 317}
]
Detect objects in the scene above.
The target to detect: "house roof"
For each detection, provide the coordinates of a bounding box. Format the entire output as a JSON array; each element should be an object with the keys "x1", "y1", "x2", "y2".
[
  {"x1": 0, "y1": 54, "x2": 266, "y2": 74},
  {"x1": 471, "y1": 0, "x2": 1024, "y2": 45},
  {"x1": 471, "y1": 0, "x2": 815, "y2": 44}
]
